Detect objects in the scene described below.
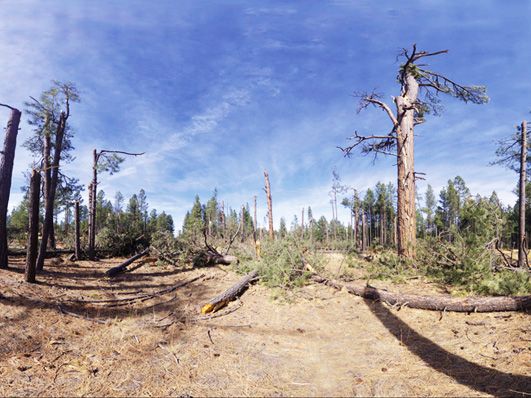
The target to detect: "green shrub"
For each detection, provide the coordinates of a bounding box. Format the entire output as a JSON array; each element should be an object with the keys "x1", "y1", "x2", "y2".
[{"x1": 235, "y1": 237, "x2": 323, "y2": 289}]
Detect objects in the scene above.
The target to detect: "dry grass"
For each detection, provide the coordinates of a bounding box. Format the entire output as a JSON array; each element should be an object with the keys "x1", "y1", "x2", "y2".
[{"x1": 0, "y1": 254, "x2": 529, "y2": 397}]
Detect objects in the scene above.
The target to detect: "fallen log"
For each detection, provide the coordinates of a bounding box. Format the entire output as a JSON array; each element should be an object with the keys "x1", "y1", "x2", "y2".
[
  {"x1": 201, "y1": 269, "x2": 258, "y2": 314},
  {"x1": 105, "y1": 248, "x2": 150, "y2": 277},
  {"x1": 193, "y1": 249, "x2": 238, "y2": 268},
  {"x1": 311, "y1": 274, "x2": 531, "y2": 312}
]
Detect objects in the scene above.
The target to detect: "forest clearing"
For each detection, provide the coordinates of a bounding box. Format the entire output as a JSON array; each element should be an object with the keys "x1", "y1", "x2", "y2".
[
  {"x1": 1, "y1": 2, "x2": 531, "y2": 397},
  {"x1": 1, "y1": 253, "x2": 529, "y2": 397}
]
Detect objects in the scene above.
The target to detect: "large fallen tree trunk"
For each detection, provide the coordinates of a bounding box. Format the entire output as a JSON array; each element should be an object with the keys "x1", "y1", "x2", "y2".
[
  {"x1": 193, "y1": 249, "x2": 238, "y2": 267},
  {"x1": 201, "y1": 269, "x2": 258, "y2": 314},
  {"x1": 312, "y1": 274, "x2": 531, "y2": 312},
  {"x1": 105, "y1": 248, "x2": 150, "y2": 277}
]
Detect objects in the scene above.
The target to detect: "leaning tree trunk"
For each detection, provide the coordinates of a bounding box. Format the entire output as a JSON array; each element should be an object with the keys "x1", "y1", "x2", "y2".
[
  {"x1": 394, "y1": 71, "x2": 419, "y2": 258},
  {"x1": 518, "y1": 120, "x2": 527, "y2": 268},
  {"x1": 36, "y1": 112, "x2": 66, "y2": 271},
  {"x1": 264, "y1": 170, "x2": 274, "y2": 240},
  {"x1": 25, "y1": 170, "x2": 41, "y2": 283},
  {"x1": 0, "y1": 106, "x2": 21, "y2": 269}
]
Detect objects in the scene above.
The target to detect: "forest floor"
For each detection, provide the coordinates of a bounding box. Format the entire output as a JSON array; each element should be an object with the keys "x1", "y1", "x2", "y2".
[{"x1": 0, "y1": 254, "x2": 529, "y2": 397}]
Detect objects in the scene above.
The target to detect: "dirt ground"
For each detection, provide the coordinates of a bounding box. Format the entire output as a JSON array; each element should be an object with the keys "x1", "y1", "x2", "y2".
[{"x1": 0, "y1": 254, "x2": 529, "y2": 397}]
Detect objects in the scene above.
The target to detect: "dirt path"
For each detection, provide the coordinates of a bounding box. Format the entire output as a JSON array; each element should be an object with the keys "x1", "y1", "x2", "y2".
[{"x1": 0, "y1": 256, "x2": 529, "y2": 396}]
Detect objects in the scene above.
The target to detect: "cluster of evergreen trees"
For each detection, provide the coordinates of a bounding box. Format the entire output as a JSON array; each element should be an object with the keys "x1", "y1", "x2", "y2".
[
  {"x1": 181, "y1": 191, "x2": 255, "y2": 243},
  {"x1": 7, "y1": 188, "x2": 174, "y2": 253}
]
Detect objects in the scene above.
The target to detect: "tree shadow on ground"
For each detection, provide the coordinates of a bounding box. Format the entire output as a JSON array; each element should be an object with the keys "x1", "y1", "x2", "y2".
[
  {"x1": 0, "y1": 258, "x2": 216, "y2": 321},
  {"x1": 364, "y1": 294, "x2": 531, "y2": 397}
]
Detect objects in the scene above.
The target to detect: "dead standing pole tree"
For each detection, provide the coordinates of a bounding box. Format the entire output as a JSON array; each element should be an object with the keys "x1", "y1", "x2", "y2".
[
  {"x1": 87, "y1": 149, "x2": 144, "y2": 260},
  {"x1": 518, "y1": 121, "x2": 527, "y2": 268},
  {"x1": 492, "y1": 120, "x2": 530, "y2": 269},
  {"x1": 0, "y1": 104, "x2": 22, "y2": 269},
  {"x1": 25, "y1": 169, "x2": 41, "y2": 283},
  {"x1": 264, "y1": 170, "x2": 274, "y2": 240},
  {"x1": 340, "y1": 44, "x2": 488, "y2": 258}
]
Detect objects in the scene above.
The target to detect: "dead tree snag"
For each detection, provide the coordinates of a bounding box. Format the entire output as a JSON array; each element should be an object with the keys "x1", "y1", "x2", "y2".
[
  {"x1": 25, "y1": 169, "x2": 41, "y2": 283},
  {"x1": 264, "y1": 170, "x2": 274, "y2": 240},
  {"x1": 0, "y1": 104, "x2": 21, "y2": 269},
  {"x1": 340, "y1": 45, "x2": 488, "y2": 258}
]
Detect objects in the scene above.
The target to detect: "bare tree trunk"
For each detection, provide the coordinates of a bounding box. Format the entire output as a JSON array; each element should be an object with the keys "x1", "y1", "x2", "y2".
[
  {"x1": 49, "y1": 218, "x2": 56, "y2": 250},
  {"x1": 74, "y1": 200, "x2": 81, "y2": 261},
  {"x1": 37, "y1": 111, "x2": 67, "y2": 271},
  {"x1": 353, "y1": 207, "x2": 358, "y2": 249},
  {"x1": 395, "y1": 72, "x2": 419, "y2": 258},
  {"x1": 88, "y1": 149, "x2": 97, "y2": 260},
  {"x1": 25, "y1": 170, "x2": 41, "y2": 283},
  {"x1": 87, "y1": 182, "x2": 93, "y2": 253},
  {"x1": 393, "y1": 215, "x2": 398, "y2": 246},
  {"x1": 264, "y1": 170, "x2": 274, "y2": 240},
  {"x1": 0, "y1": 106, "x2": 21, "y2": 269},
  {"x1": 240, "y1": 205, "x2": 245, "y2": 243},
  {"x1": 361, "y1": 212, "x2": 367, "y2": 252},
  {"x1": 518, "y1": 120, "x2": 527, "y2": 268}
]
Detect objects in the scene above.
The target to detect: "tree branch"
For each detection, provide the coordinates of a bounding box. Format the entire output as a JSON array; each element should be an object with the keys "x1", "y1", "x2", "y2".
[{"x1": 0, "y1": 103, "x2": 17, "y2": 111}]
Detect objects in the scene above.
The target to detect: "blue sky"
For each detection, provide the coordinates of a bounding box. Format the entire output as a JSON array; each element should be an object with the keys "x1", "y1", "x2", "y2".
[{"x1": 1, "y1": 0, "x2": 530, "y2": 231}]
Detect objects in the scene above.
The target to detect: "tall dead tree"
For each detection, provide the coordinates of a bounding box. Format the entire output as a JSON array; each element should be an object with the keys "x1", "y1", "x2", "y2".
[
  {"x1": 74, "y1": 200, "x2": 81, "y2": 261},
  {"x1": 361, "y1": 212, "x2": 368, "y2": 252},
  {"x1": 518, "y1": 121, "x2": 527, "y2": 268},
  {"x1": 0, "y1": 104, "x2": 21, "y2": 269},
  {"x1": 492, "y1": 120, "x2": 530, "y2": 269},
  {"x1": 264, "y1": 170, "x2": 274, "y2": 240},
  {"x1": 87, "y1": 149, "x2": 144, "y2": 259},
  {"x1": 25, "y1": 169, "x2": 41, "y2": 283},
  {"x1": 341, "y1": 45, "x2": 488, "y2": 258}
]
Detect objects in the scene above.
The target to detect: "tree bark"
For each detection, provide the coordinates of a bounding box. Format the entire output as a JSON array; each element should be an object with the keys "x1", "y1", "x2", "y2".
[
  {"x1": 518, "y1": 120, "x2": 527, "y2": 268},
  {"x1": 37, "y1": 111, "x2": 66, "y2": 271},
  {"x1": 353, "y1": 206, "x2": 358, "y2": 249},
  {"x1": 25, "y1": 170, "x2": 41, "y2": 283},
  {"x1": 201, "y1": 269, "x2": 258, "y2": 314},
  {"x1": 74, "y1": 200, "x2": 81, "y2": 261},
  {"x1": 88, "y1": 149, "x2": 98, "y2": 260},
  {"x1": 361, "y1": 212, "x2": 367, "y2": 252},
  {"x1": 312, "y1": 274, "x2": 531, "y2": 312},
  {"x1": 0, "y1": 106, "x2": 21, "y2": 269},
  {"x1": 264, "y1": 170, "x2": 274, "y2": 240},
  {"x1": 240, "y1": 205, "x2": 245, "y2": 242},
  {"x1": 395, "y1": 71, "x2": 419, "y2": 258}
]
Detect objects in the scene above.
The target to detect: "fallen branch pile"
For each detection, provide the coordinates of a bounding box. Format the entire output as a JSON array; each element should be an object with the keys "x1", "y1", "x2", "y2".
[{"x1": 311, "y1": 274, "x2": 531, "y2": 312}]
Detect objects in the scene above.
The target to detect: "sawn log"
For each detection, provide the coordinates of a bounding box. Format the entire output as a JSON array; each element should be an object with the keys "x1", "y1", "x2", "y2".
[
  {"x1": 311, "y1": 274, "x2": 531, "y2": 313},
  {"x1": 201, "y1": 269, "x2": 258, "y2": 314}
]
